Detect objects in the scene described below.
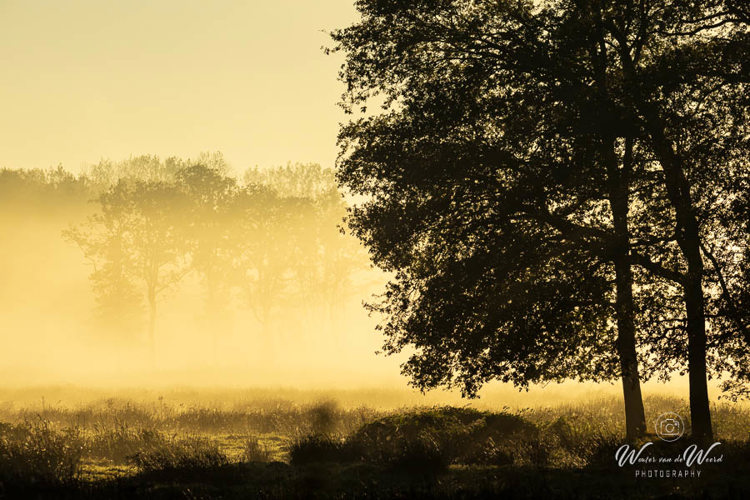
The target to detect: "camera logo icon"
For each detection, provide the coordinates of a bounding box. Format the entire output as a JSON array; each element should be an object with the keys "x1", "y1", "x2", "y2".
[{"x1": 654, "y1": 412, "x2": 685, "y2": 442}]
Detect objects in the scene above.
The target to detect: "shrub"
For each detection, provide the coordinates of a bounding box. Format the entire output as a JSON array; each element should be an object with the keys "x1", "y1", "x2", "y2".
[
  {"x1": 542, "y1": 416, "x2": 621, "y2": 468},
  {"x1": 289, "y1": 434, "x2": 361, "y2": 465},
  {"x1": 129, "y1": 436, "x2": 229, "y2": 473},
  {"x1": 285, "y1": 407, "x2": 541, "y2": 471},
  {"x1": 0, "y1": 419, "x2": 83, "y2": 485},
  {"x1": 348, "y1": 407, "x2": 538, "y2": 467},
  {"x1": 242, "y1": 436, "x2": 273, "y2": 462},
  {"x1": 85, "y1": 424, "x2": 166, "y2": 463},
  {"x1": 306, "y1": 400, "x2": 339, "y2": 435},
  {"x1": 386, "y1": 434, "x2": 451, "y2": 474}
]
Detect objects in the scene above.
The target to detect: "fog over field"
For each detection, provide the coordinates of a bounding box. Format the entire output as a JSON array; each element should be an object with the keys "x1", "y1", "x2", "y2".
[
  {"x1": 0, "y1": 166, "x2": 703, "y2": 404},
  {"x1": 0, "y1": 0, "x2": 732, "y2": 402},
  {"x1": 0, "y1": 157, "x2": 715, "y2": 400},
  {"x1": 0, "y1": 159, "x2": 389, "y2": 388}
]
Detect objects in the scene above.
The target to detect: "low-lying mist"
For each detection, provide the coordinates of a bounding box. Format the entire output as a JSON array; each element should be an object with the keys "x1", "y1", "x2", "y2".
[
  {"x1": 0, "y1": 156, "x2": 399, "y2": 388},
  {"x1": 0, "y1": 155, "x2": 716, "y2": 404}
]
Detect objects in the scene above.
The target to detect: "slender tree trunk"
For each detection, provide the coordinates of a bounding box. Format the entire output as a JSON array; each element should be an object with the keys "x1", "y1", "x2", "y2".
[
  {"x1": 642, "y1": 120, "x2": 714, "y2": 443},
  {"x1": 147, "y1": 286, "x2": 157, "y2": 359},
  {"x1": 606, "y1": 138, "x2": 647, "y2": 440},
  {"x1": 206, "y1": 278, "x2": 219, "y2": 366},
  {"x1": 612, "y1": 33, "x2": 714, "y2": 441},
  {"x1": 613, "y1": 253, "x2": 647, "y2": 440},
  {"x1": 587, "y1": 16, "x2": 647, "y2": 440},
  {"x1": 684, "y1": 262, "x2": 713, "y2": 443}
]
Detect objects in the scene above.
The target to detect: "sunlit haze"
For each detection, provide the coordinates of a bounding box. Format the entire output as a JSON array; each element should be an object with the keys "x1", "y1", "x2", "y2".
[
  {"x1": 0, "y1": 0, "x2": 357, "y2": 173},
  {"x1": 0, "y1": 0, "x2": 715, "y2": 403}
]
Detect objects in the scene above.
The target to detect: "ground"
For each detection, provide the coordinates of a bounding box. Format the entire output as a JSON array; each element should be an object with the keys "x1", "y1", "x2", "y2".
[{"x1": 0, "y1": 389, "x2": 747, "y2": 499}]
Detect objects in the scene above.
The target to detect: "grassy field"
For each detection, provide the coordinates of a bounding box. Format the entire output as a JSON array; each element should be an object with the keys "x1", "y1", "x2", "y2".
[{"x1": 0, "y1": 389, "x2": 748, "y2": 499}]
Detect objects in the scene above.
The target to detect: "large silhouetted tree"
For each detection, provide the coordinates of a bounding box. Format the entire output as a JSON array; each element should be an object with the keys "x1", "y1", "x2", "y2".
[
  {"x1": 562, "y1": 0, "x2": 749, "y2": 443},
  {"x1": 332, "y1": 0, "x2": 748, "y2": 442},
  {"x1": 332, "y1": 0, "x2": 646, "y2": 438}
]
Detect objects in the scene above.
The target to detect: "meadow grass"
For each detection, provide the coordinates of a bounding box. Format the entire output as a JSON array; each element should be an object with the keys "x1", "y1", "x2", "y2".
[{"x1": 0, "y1": 392, "x2": 747, "y2": 497}]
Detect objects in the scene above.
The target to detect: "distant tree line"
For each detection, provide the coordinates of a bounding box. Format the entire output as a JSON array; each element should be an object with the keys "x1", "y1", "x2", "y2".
[{"x1": 0, "y1": 154, "x2": 367, "y2": 355}]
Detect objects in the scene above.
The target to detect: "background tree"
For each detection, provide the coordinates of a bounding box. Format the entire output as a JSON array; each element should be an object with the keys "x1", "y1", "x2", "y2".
[
  {"x1": 233, "y1": 185, "x2": 297, "y2": 335},
  {"x1": 64, "y1": 189, "x2": 143, "y2": 339},
  {"x1": 3, "y1": 154, "x2": 375, "y2": 374},
  {"x1": 67, "y1": 179, "x2": 190, "y2": 355},
  {"x1": 243, "y1": 164, "x2": 369, "y2": 335},
  {"x1": 311, "y1": 188, "x2": 368, "y2": 325},
  {"x1": 176, "y1": 164, "x2": 238, "y2": 359}
]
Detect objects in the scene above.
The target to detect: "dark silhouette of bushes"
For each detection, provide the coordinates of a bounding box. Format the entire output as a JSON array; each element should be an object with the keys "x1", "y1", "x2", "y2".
[
  {"x1": 0, "y1": 401, "x2": 749, "y2": 498},
  {"x1": 289, "y1": 407, "x2": 541, "y2": 471},
  {"x1": 349, "y1": 407, "x2": 538, "y2": 467},
  {"x1": 85, "y1": 424, "x2": 166, "y2": 462},
  {"x1": 0, "y1": 420, "x2": 83, "y2": 486},
  {"x1": 289, "y1": 434, "x2": 362, "y2": 465},
  {"x1": 129, "y1": 436, "x2": 229, "y2": 473}
]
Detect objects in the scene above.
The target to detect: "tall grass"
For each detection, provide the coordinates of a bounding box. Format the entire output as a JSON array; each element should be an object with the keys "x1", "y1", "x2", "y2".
[
  {"x1": 0, "y1": 419, "x2": 84, "y2": 485},
  {"x1": 2, "y1": 398, "x2": 378, "y2": 436},
  {"x1": 0, "y1": 393, "x2": 746, "y2": 487},
  {"x1": 129, "y1": 436, "x2": 229, "y2": 473},
  {"x1": 85, "y1": 423, "x2": 166, "y2": 462},
  {"x1": 242, "y1": 435, "x2": 274, "y2": 462}
]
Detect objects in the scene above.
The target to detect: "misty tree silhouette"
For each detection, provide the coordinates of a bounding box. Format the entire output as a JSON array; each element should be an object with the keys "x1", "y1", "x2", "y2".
[
  {"x1": 66, "y1": 179, "x2": 190, "y2": 356},
  {"x1": 64, "y1": 158, "x2": 370, "y2": 361}
]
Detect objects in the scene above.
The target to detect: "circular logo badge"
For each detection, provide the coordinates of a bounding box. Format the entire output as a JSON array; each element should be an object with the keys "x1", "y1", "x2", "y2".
[{"x1": 654, "y1": 412, "x2": 685, "y2": 442}]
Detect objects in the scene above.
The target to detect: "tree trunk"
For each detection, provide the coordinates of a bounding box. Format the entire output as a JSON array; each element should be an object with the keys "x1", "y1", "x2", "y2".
[
  {"x1": 683, "y1": 234, "x2": 713, "y2": 444},
  {"x1": 613, "y1": 254, "x2": 647, "y2": 441},
  {"x1": 612, "y1": 37, "x2": 714, "y2": 443},
  {"x1": 587, "y1": 19, "x2": 647, "y2": 439},
  {"x1": 147, "y1": 286, "x2": 157, "y2": 359},
  {"x1": 641, "y1": 118, "x2": 714, "y2": 443},
  {"x1": 606, "y1": 138, "x2": 647, "y2": 441},
  {"x1": 206, "y1": 279, "x2": 219, "y2": 366}
]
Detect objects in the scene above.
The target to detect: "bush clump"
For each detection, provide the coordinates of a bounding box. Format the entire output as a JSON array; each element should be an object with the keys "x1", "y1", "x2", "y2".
[
  {"x1": 85, "y1": 424, "x2": 166, "y2": 463},
  {"x1": 349, "y1": 406, "x2": 538, "y2": 467},
  {"x1": 288, "y1": 407, "x2": 540, "y2": 472},
  {"x1": 289, "y1": 434, "x2": 361, "y2": 465},
  {"x1": 129, "y1": 436, "x2": 229, "y2": 473},
  {"x1": 0, "y1": 419, "x2": 84, "y2": 485}
]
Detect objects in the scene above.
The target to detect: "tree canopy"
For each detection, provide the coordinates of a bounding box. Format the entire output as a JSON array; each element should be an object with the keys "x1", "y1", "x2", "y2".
[{"x1": 332, "y1": 0, "x2": 749, "y2": 441}]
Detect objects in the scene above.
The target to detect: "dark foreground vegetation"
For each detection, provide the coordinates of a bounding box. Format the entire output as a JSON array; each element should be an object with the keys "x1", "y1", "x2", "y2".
[{"x1": 0, "y1": 395, "x2": 748, "y2": 499}]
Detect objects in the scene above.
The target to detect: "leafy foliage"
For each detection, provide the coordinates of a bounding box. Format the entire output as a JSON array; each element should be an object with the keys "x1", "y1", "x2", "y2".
[{"x1": 330, "y1": 0, "x2": 750, "y2": 421}]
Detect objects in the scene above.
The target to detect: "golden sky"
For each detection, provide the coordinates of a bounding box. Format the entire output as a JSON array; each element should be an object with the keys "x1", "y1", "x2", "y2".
[{"x1": 0, "y1": 0, "x2": 358, "y2": 173}]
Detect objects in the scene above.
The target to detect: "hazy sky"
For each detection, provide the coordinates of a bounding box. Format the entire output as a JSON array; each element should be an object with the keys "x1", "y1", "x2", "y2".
[{"x1": 0, "y1": 0, "x2": 359, "y2": 173}]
